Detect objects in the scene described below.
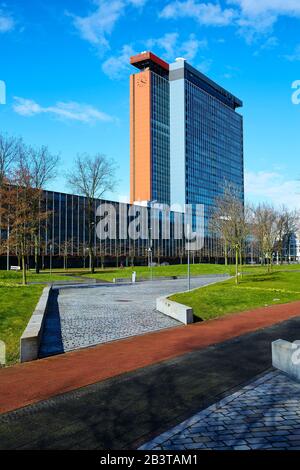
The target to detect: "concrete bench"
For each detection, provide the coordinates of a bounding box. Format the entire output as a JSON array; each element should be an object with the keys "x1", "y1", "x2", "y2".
[
  {"x1": 156, "y1": 296, "x2": 193, "y2": 325},
  {"x1": 272, "y1": 339, "x2": 300, "y2": 382},
  {"x1": 20, "y1": 286, "x2": 52, "y2": 362},
  {"x1": 113, "y1": 278, "x2": 128, "y2": 283}
]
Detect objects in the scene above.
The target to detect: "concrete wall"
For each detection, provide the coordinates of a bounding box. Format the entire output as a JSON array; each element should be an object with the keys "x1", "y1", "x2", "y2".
[
  {"x1": 20, "y1": 286, "x2": 52, "y2": 362},
  {"x1": 272, "y1": 339, "x2": 300, "y2": 382},
  {"x1": 156, "y1": 296, "x2": 193, "y2": 325}
]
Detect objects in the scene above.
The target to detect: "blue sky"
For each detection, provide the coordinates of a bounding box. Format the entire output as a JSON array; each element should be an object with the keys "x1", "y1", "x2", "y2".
[{"x1": 0, "y1": 0, "x2": 300, "y2": 208}]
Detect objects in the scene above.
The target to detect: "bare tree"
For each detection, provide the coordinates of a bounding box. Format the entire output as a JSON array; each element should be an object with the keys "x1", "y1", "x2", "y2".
[
  {"x1": 17, "y1": 144, "x2": 60, "y2": 273},
  {"x1": 282, "y1": 208, "x2": 299, "y2": 263},
  {"x1": 61, "y1": 238, "x2": 74, "y2": 270},
  {"x1": 0, "y1": 166, "x2": 47, "y2": 285},
  {"x1": 252, "y1": 203, "x2": 278, "y2": 273},
  {"x1": 211, "y1": 183, "x2": 248, "y2": 284},
  {"x1": 25, "y1": 145, "x2": 60, "y2": 189},
  {"x1": 275, "y1": 206, "x2": 288, "y2": 264},
  {"x1": 67, "y1": 153, "x2": 117, "y2": 273},
  {"x1": 0, "y1": 133, "x2": 21, "y2": 184}
]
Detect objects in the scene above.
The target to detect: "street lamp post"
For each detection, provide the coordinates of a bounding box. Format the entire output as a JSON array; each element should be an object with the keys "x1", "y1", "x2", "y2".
[
  {"x1": 6, "y1": 222, "x2": 9, "y2": 271},
  {"x1": 148, "y1": 226, "x2": 153, "y2": 281},
  {"x1": 186, "y1": 223, "x2": 191, "y2": 291},
  {"x1": 49, "y1": 243, "x2": 53, "y2": 276},
  {"x1": 89, "y1": 221, "x2": 95, "y2": 272},
  {"x1": 148, "y1": 247, "x2": 153, "y2": 280},
  {"x1": 187, "y1": 248, "x2": 191, "y2": 291}
]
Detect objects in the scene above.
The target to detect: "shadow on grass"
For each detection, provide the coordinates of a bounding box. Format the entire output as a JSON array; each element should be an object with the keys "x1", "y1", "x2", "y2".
[{"x1": 240, "y1": 272, "x2": 282, "y2": 284}]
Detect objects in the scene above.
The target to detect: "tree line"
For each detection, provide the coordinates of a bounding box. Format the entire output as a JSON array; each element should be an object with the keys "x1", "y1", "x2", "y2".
[
  {"x1": 0, "y1": 131, "x2": 299, "y2": 286},
  {"x1": 211, "y1": 183, "x2": 299, "y2": 284},
  {"x1": 0, "y1": 132, "x2": 116, "y2": 284}
]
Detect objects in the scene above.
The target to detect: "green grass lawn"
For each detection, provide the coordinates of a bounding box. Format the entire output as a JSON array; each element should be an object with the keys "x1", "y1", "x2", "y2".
[
  {"x1": 0, "y1": 270, "x2": 78, "y2": 285},
  {"x1": 76, "y1": 262, "x2": 300, "y2": 282},
  {"x1": 0, "y1": 285, "x2": 44, "y2": 365},
  {"x1": 80, "y1": 263, "x2": 230, "y2": 282},
  {"x1": 170, "y1": 271, "x2": 300, "y2": 321}
]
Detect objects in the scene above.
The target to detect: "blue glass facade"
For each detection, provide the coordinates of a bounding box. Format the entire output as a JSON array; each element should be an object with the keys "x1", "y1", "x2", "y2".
[
  {"x1": 151, "y1": 72, "x2": 170, "y2": 205},
  {"x1": 170, "y1": 59, "x2": 244, "y2": 236},
  {"x1": 185, "y1": 78, "x2": 244, "y2": 229}
]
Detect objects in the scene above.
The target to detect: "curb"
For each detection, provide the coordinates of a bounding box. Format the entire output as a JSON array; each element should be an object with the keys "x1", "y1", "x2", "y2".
[{"x1": 20, "y1": 286, "x2": 52, "y2": 362}]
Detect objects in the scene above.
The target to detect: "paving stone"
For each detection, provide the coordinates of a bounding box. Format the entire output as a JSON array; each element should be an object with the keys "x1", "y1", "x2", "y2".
[
  {"x1": 233, "y1": 445, "x2": 251, "y2": 450},
  {"x1": 40, "y1": 277, "x2": 223, "y2": 355},
  {"x1": 250, "y1": 444, "x2": 274, "y2": 450},
  {"x1": 266, "y1": 436, "x2": 288, "y2": 442},
  {"x1": 141, "y1": 371, "x2": 300, "y2": 451},
  {"x1": 271, "y1": 443, "x2": 288, "y2": 449},
  {"x1": 191, "y1": 436, "x2": 212, "y2": 443},
  {"x1": 222, "y1": 439, "x2": 247, "y2": 446},
  {"x1": 271, "y1": 430, "x2": 291, "y2": 436},
  {"x1": 184, "y1": 443, "x2": 208, "y2": 449},
  {"x1": 287, "y1": 434, "x2": 300, "y2": 441}
]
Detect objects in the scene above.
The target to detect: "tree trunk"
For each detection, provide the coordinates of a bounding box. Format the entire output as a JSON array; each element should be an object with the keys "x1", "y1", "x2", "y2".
[
  {"x1": 267, "y1": 256, "x2": 271, "y2": 273},
  {"x1": 22, "y1": 254, "x2": 27, "y2": 286},
  {"x1": 89, "y1": 250, "x2": 95, "y2": 273},
  {"x1": 224, "y1": 240, "x2": 228, "y2": 266},
  {"x1": 235, "y1": 247, "x2": 239, "y2": 285},
  {"x1": 34, "y1": 234, "x2": 40, "y2": 274}
]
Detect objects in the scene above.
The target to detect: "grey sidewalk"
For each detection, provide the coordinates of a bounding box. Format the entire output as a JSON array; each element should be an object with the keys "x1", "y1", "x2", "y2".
[{"x1": 140, "y1": 370, "x2": 300, "y2": 450}]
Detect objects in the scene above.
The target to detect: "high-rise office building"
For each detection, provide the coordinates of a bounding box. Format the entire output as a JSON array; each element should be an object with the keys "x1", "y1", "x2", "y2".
[
  {"x1": 169, "y1": 58, "x2": 244, "y2": 231},
  {"x1": 130, "y1": 52, "x2": 244, "y2": 228}
]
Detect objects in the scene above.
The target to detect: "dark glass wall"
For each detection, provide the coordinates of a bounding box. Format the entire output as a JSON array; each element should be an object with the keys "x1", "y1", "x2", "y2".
[{"x1": 151, "y1": 71, "x2": 170, "y2": 205}]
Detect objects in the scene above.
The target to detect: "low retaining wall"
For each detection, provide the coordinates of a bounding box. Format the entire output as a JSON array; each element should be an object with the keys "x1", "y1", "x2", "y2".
[
  {"x1": 20, "y1": 286, "x2": 52, "y2": 362},
  {"x1": 272, "y1": 339, "x2": 300, "y2": 381},
  {"x1": 156, "y1": 296, "x2": 193, "y2": 325}
]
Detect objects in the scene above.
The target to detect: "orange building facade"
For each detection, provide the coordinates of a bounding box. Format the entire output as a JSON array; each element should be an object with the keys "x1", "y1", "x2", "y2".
[
  {"x1": 130, "y1": 52, "x2": 170, "y2": 205},
  {"x1": 130, "y1": 69, "x2": 152, "y2": 203}
]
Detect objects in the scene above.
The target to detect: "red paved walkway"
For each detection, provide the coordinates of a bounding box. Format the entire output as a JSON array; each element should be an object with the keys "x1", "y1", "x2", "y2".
[{"x1": 1, "y1": 301, "x2": 300, "y2": 415}]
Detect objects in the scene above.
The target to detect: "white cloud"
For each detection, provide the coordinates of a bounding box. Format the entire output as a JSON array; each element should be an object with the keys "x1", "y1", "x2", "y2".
[
  {"x1": 160, "y1": 1, "x2": 236, "y2": 26},
  {"x1": 68, "y1": 0, "x2": 146, "y2": 52},
  {"x1": 147, "y1": 32, "x2": 178, "y2": 60},
  {"x1": 229, "y1": 0, "x2": 300, "y2": 42},
  {"x1": 128, "y1": 0, "x2": 147, "y2": 5},
  {"x1": 180, "y1": 34, "x2": 208, "y2": 61},
  {"x1": 102, "y1": 44, "x2": 135, "y2": 79},
  {"x1": 228, "y1": 0, "x2": 300, "y2": 17},
  {"x1": 160, "y1": 0, "x2": 300, "y2": 44},
  {"x1": 245, "y1": 170, "x2": 300, "y2": 209},
  {"x1": 197, "y1": 58, "x2": 213, "y2": 73},
  {"x1": 102, "y1": 33, "x2": 208, "y2": 80},
  {"x1": 284, "y1": 44, "x2": 300, "y2": 62},
  {"x1": 13, "y1": 97, "x2": 113, "y2": 123},
  {"x1": 146, "y1": 32, "x2": 207, "y2": 62},
  {"x1": 0, "y1": 9, "x2": 15, "y2": 32}
]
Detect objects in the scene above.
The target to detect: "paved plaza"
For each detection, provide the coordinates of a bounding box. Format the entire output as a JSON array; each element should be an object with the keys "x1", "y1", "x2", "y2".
[
  {"x1": 141, "y1": 370, "x2": 300, "y2": 450},
  {"x1": 39, "y1": 276, "x2": 227, "y2": 357}
]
